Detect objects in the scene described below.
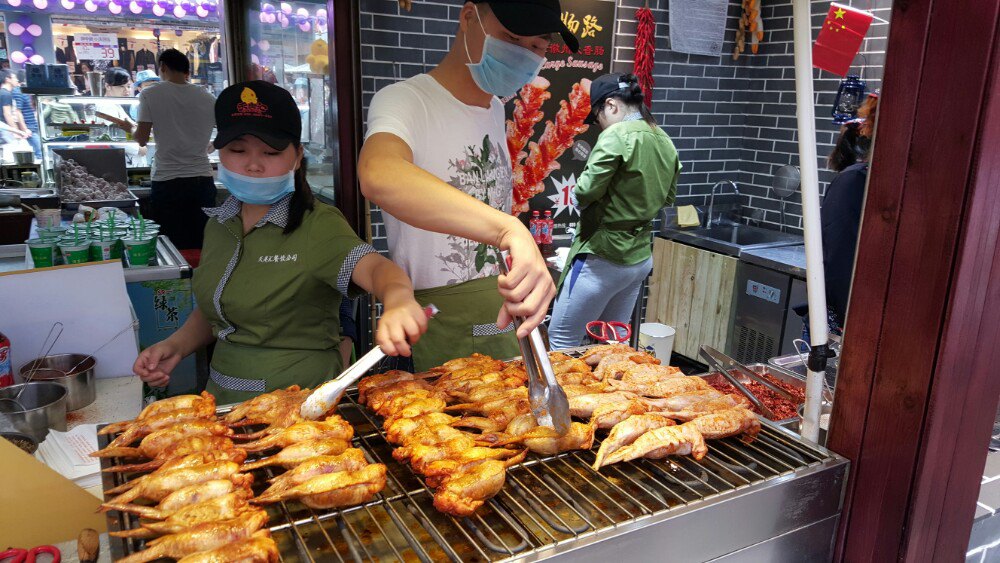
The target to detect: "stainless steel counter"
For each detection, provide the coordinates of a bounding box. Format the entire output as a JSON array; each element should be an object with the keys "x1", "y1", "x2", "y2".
[{"x1": 741, "y1": 245, "x2": 807, "y2": 279}]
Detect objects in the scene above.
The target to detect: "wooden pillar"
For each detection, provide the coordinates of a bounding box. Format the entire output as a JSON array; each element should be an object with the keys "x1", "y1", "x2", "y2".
[{"x1": 828, "y1": 0, "x2": 1000, "y2": 560}]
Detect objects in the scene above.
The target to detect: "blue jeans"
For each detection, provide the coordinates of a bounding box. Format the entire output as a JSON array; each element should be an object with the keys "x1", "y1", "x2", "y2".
[
  {"x1": 26, "y1": 130, "x2": 42, "y2": 158},
  {"x1": 548, "y1": 254, "x2": 653, "y2": 350}
]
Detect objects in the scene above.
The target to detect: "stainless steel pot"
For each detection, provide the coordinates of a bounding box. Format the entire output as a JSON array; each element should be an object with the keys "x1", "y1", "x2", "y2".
[
  {"x1": 19, "y1": 354, "x2": 97, "y2": 411},
  {"x1": 0, "y1": 382, "x2": 67, "y2": 442}
]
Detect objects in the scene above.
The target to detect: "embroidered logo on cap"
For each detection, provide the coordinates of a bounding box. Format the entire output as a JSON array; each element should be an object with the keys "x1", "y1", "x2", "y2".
[{"x1": 234, "y1": 86, "x2": 271, "y2": 118}]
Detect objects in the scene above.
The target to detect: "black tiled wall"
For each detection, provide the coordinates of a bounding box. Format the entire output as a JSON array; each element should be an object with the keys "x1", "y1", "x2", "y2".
[{"x1": 360, "y1": 0, "x2": 891, "y2": 238}]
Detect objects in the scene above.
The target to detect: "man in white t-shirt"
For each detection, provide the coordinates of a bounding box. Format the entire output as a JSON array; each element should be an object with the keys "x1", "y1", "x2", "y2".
[
  {"x1": 134, "y1": 48, "x2": 216, "y2": 250},
  {"x1": 359, "y1": 0, "x2": 578, "y2": 371}
]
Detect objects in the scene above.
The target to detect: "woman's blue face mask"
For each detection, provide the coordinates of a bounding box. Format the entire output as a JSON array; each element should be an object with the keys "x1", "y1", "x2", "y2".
[
  {"x1": 464, "y1": 5, "x2": 546, "y2": 97},
  {"x1": 218, "y1": 162, "x2": 295, "y2": 205}
]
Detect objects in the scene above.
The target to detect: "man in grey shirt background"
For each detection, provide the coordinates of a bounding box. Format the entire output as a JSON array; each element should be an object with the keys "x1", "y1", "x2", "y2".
[{"x1": 134, "y1": 48, "x2": 216, "y2": 250}]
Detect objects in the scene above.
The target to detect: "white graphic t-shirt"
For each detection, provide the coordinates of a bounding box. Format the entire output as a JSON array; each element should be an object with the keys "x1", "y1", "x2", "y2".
[{"x1": 365, "y1": 74, "x2": 513, "y2": 290}]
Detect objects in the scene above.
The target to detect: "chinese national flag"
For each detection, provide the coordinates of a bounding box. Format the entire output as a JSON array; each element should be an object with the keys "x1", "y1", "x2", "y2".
[{"x1": 813, "y1": 3, "x2": 874, "y2": 76}]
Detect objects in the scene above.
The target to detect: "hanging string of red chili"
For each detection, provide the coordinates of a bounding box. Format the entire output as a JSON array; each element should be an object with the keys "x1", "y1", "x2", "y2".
[{"x1": 634, "y1": 5, "x2": 655, "y2": 108}]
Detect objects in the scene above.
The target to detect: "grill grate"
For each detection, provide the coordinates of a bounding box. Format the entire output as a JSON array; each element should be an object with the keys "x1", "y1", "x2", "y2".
[{"x1": 101, "y1": 394, "x2": 834, "y2": 562}]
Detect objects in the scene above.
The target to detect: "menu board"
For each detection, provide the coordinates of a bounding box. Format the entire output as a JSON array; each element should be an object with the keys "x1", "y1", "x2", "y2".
[
  {"x1": 504, "y1": 0, "x2": 616, "y2": 232},
  {"x1": 74, "y1": 33, "x2": 120, "y2": 60}
]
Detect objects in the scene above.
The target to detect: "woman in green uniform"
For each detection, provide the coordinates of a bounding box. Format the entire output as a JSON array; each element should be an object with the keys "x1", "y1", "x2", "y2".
[
  {"x1": 133, "y1": 81, "x2": 427, "y2": 404},
  {"x1": 547, "y1": 73, "x2": 681, "y2": 349}
]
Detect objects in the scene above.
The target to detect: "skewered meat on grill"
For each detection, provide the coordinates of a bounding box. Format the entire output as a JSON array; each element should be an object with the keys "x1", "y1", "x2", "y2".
[
  {"x1": 101, "y1": 461, "x2": 251, "y2": 508},
  {"x1": 382, "y1": 397, "x2": 449, "y2": 423},
  {"x1": 431, "y1": 451, "x2": 528, "y2": 516},
  {"x1": 104, "y1": 450, "x2": 248, "y2": 495},
  {"x1": 99, "y1": 392, "x2": 216, "y2": 436},
  {"x1": 103, "y1": 436, "x2": 240, "y2": 473},
  {"x1": 491, "y1": 414, "x2": 595, "y2": 455},
  {"x1": 384, "y1": 412, "x2": 460, "y2": 444},
  {"x1": 102, "y1": 479, "x2": 253, "y2": 518},
  {"x1": 105, "y1": 405, "x2": 219, "y2": 449},
  {"x1": 237, "y1": 417, "x2": 354, "y2": 452},
  {"x1": 608, "y1": 374, "x2": 711, "y2": 397},
  {"x1": 582, "y1": 344, "x2": 652, "y2": 366},
  {"x1": 109, "y1": 493, "x2": 255, "y2": 539},
  {"x1": 592, "y1": 414, "x2": 676, "y2": 469},
  {"x1": 365, "y1": 380, "x2": 435, "y2": 409},
  {"x1": 262, "y1": 449, "x2": 370, "y2": 495},
  {"x1": 252, "y1": 464, "x2": 387, "y2": 509},
  {"x1": 391, "y1": 425, "x2": 478, "y2": 459},
  {"x1": 177, "y1": 530, "x2": 279, "y2": 563},
  {"x1": 358, "y1": 370, "x2": 430, "y2": 403},
  {"x1": 223, "y1": 386, "x2": 310, "y2": 427},
  {"x1": 115, "y1": 509, "x2": 269, "y2": 563},
  {"x1": 600, "y1": 423, "x2": 708, "y2": 466},
  {"x1": 549, "y1": 353, "x2": 592, "y2": 375},
  {"x1": 657, "y1": 394, "x2": 752, "y2": 422},
  {"x1": 92, "y1": 421, "x2": 234, "y2": 459},
  {"x1": 241, "y1": 438, "x2": 351, "y2": 471},
  {"x1": 687, "y1": 408, "x2": 761, "y2": 441},
  {"x1": 567, "y1": 392, "x2": 638, "y2": 419},
  {"x1": 608, "y1": 362, "x2": 684, "y2": 385},
  {"x1": 406, "y1": 443, "x2": 521, "y2": 475},
  {"x1": 439, "y1": 353, "x2": 505, "y2": 374},
  {"x1": 589, "y1": 399, "x2": 649, "y2": 430},
  {"x1": 372, "y1": 389, "x2": 449, "y2": 417}
]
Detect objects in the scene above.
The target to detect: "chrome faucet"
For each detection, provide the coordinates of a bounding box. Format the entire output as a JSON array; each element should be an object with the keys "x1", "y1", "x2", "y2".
[{"x1": 707, "y1": 180, "x2": 741, "y2": 227}]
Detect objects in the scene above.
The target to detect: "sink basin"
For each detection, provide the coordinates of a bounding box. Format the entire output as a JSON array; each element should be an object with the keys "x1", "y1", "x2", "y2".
[{"x1": 660, "y1": 223, "x2": 803, "y2": 256}]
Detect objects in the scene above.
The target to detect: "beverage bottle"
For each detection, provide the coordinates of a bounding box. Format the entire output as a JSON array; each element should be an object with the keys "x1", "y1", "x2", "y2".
[
  {"x1": 543, "y1": 210, "x2": 554, "y2": 244},
  {"x1": 529, "y1": 210, "x2": 541, "y2": 243},
  {"x1": 0, "y1": 331, "x2": 12, "y2": 388}
]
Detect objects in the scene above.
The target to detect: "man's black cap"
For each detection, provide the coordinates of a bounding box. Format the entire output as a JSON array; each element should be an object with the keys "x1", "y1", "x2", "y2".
[
  {"x1": 472, "y1": 0, "x2": 580, "y2": 53},
  {"x1": 213, "y1": 80, "x2": 301, "y2": 150},
  {"x1": 584, "y1": 73, "x2": 631, "y2": 124}
]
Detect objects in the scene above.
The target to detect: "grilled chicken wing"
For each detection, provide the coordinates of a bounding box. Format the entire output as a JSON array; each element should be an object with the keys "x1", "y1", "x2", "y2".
[
  {"x1": 115, "y1": 509, "x2": 268, "y2": 563},
  {"x1": 105, "y1": 404, "x2": 218, "y2": 449},
  {"x1": 592, "y1": 413, "x2": 676, "y2": 469},
  {"x1": 600, "y1": 423, "x2": 708, "y2": 465},
  {"x1": 103, "y1": 436, "x2": 240, "y2": 473},
  {"x1": 103, "y1": 479, "x2": 253, "y2": 518},
  {"x1": 613, "y1": 363, "x2": 684, "y2": 384},
  {"x1": 109, "y1": 493, "x2": 254, "y2": 539},
  {"x1": 439, "y1": 353, "x2": 504, "y2": 373},
  {"x1": 223, "y1": 386, "x2": 310, "y2": 427},
  {"x1": 607, "y1": 375, "x2": 710, "y2": 398},
  {"x1": 238, "y1": 417, "x2": 354, "y2": 452},
  {"x1": 92, "y1": 421, "x2": 234, "y2": 460},
  {"x1": 589, "y1": 399, "x2": 649, "y2": 430},
  {"x1": 384, "y1": 412, "x2": 458, "y2": 444},
  {"x1": 430, "y1": 450, "x2": 528, "y2": 516},
  {"x1": 101, "y1": 461, "x2": 249, "y2": 508},
  {"x1": 252, "y1": 464, "x2": 387, "y2": 509},
  {"x1": 417, "y1": 447, "x2": 526, "y2": 478},
  {"x1": 580, "y1": 344, "x2": 639, "y2": 366},
  {"x1": 382, "y1": 397, "x2": 449, "y2": 423},
  {"x1": 373, "y1": 390, "x2": 449, "y2": 417},
  {"x1": 262, "y1": 449, "x2": 369, "y2": 494},
  {"x1": 104, "y1": 450, "x2": 248, "y2": 495},
  {"x1": 366, "y1": 380, "x2": 434, "y2": 410},
  {"x1": 492, "y1": 415, "x2": 595, "y2": 455},
  {"x1": 177, "y1": 530, "x2": 279, "y2": 563},
  {"x1": 241, "y1": 438, "x2": 351, "y2": 471},
  {"x1": 358, "y1": 370, "x2": 431, "y2": 403},
  {"x1": 687, "y1": 408, "x2": 760, "y2": 441},
  {"x1": 567, "y1": 392, "x2": 637, "y2": 419},
  {"x1": 658, "y1": 394, "x2": 752, "y2": 422},
  {"x1": 99, "y1": 392, "x2": 216, "y2": 436}
]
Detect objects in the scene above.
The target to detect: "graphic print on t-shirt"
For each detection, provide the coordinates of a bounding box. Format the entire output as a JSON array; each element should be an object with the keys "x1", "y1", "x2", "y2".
[{"x1": 436, "y1": 135, "x2": 513, "y2": 284}]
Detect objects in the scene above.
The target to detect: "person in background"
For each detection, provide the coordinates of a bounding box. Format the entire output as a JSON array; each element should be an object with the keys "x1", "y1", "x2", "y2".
[
  {"x1": 133, "y1": 81, "x2": 427, "y2": 403},
  {"x1": 134, "y1": 49, "x2": 217, "y2": 250},
  {"x1": 12, "y1": 74, "x2": 41, "y2": 159},
  {"x1": 129, "y1": 69, "x2": 160, "y2": 122},
  {"x1": 94, "y1": 68, "x2": 137, "y2": 131},
  {"x1": 359, "y1": 0, "x2": 575, "y2": 371},
  {"x1": 0, "y1": 70, "x2": 31, "y2": 146},
  {"x1": 547, "y1": 73, "x2": 681, "y2": 349},
  {"x1": 803, "y1": 93, "x2": 881, "y2": 342}
]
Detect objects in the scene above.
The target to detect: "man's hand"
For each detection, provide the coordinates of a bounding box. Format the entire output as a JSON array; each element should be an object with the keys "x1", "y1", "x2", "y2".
[{"x1": 495, "y1": 220, "x2": 556, "y2": 338}]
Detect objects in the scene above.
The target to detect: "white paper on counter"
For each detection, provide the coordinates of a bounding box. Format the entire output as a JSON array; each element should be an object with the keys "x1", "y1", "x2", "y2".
[
  {"x1": 36, "y1": 423, "x2": 101, "y2": 489},
  {"x1": 0, "y1": 261, "x2": 139, "y2": 378}
]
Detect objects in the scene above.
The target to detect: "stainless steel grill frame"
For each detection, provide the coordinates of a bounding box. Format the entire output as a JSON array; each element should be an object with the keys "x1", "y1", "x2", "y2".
[{"x1": 100, "y1": 353, "x2": 848, "y2": 562}]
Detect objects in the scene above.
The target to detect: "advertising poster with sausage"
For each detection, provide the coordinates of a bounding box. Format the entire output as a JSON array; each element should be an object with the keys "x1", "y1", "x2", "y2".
[{"x1": 504, "y1": 0, "x2": 616, "y2": 232}]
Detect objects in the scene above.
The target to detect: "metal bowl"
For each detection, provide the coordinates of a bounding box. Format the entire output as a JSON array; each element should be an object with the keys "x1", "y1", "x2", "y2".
[
  {"x1": 0, "y1": 382, "x2": 67, "y2": 442},
  {"x1": 19, "y1": 354, "x2": 97, "y2": 412},
  {"x1": 0, "y1": 431, "x2": 39, "y2": 454}
]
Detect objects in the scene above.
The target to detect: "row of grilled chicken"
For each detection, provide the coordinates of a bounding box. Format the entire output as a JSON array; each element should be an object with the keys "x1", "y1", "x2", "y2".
[
  {"x1": 90, "y1": 387, "x2": 384, "y2": 562},
  {"x1": 356, "y1": 344, "x2": 763, "y2": 518}
]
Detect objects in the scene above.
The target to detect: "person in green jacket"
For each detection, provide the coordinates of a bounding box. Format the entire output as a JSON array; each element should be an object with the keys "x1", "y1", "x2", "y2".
[
  {"x1": 132, "y1": 81, "x2": 428, "y2": 404},
  {"x1": 548, "y1": 73, "x2": 681, "y2": 349}
]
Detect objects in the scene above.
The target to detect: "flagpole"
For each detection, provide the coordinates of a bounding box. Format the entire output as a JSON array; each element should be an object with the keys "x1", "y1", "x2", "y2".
[{"x1": 792, "y1": 0, "x2": 830, "y2": 443}]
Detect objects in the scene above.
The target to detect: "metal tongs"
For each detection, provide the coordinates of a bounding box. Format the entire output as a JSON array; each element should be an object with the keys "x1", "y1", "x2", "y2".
[
  {"x1": 699, "y1": 345, "x2": 799, "y2": 421},
  {"x1": 496, "y1": 249, "x2": 571, "y2": 436},
  {"x1": 300, "y1": 305, "x2": 439, "y2": 420}
]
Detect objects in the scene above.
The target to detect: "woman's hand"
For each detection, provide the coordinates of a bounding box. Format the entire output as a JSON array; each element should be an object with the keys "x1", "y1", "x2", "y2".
[
  {"x1": 376, "y1": 299, "x2": 428, "y2": 357},
  {"x1": 133, "y1": 340, "x2": 185, "y2": 388},
  {"x1": 496, "y1": 220, "x2": 556, "y2": 338}
]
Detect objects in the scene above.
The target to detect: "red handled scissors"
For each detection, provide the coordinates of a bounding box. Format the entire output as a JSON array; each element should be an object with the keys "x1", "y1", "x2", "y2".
[
  {"x1": 0, "y1": 546, "x2": 61, "y2": 563},
  {"x1": 586, "y1": 321, "x2": 631, "y2": 344}
]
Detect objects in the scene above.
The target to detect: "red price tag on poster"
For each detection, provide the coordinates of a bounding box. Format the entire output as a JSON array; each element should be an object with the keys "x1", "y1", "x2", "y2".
[{"x1": 75, "y1": 33, "x2": 119, "y2": 60}]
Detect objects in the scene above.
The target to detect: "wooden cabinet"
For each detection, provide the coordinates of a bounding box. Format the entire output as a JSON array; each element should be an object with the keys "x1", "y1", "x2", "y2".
[{"x1": 646, "y1": 238, "x2": 738, "y2": 359}]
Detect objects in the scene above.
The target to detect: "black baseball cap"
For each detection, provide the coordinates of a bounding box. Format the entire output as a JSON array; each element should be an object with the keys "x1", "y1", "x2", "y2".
[
  {"x1": 212, "y1": 80, "x2": 301, "y2": 150},
  {"x1": 472, "y1": 0, "x2": 580, "y2": 53},
  {"x1": 584, "y1": 73, "x2": 632, "y2": 124}
]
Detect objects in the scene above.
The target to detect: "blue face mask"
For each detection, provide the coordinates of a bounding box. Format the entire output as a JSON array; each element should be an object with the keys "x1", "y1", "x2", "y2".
[
  {"x1": 218, "y1": 162, "x2": 295, "y2": 205},
  {"x1": 465, "y1": 5, "x2": 546, "y2": 97}
]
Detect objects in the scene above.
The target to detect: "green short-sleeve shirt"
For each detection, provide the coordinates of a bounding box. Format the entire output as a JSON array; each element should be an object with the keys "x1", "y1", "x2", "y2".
[{"x1": 193, "y1": 195, "x2": 376, "y2": 403}]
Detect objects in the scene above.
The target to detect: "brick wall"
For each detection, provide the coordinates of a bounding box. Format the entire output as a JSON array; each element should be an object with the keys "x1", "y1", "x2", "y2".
[{"x1": 359, "y1": 0, "x2": 890, "y2": 238}]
